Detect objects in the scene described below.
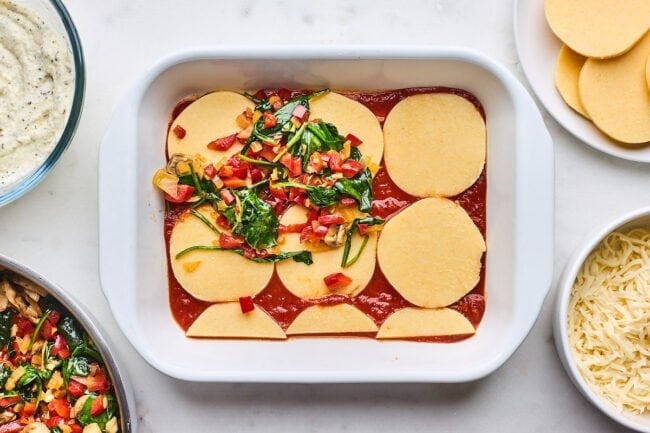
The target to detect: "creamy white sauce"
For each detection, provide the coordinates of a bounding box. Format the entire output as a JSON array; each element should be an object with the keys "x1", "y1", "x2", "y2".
[{"x1": 0, "y1": 0, "x2": 73, "y2": 189}]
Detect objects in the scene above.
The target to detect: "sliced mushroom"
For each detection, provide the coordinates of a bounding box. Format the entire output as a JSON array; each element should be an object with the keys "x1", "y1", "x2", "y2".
[
  {"x1": 324, "y1": 224, "x2": 347, "y2": 247},
  {"x1": 0, "y1": 280, "x2": 9, "y2": 312},
  {"x1": 22, "y1": 297, "x2": 42, "y2": 324},
  {"x1": 105, "y1": 416, "x2": 119, "y2": 433},
  {"x1": 82, "y1": 423, "x2": 102, "y2": 433},
  {"x1": 0, "y1": 410, "x2": 15, "y2": 424},
  {"x1": 73, "y1": 395, "x2": 90, "y2": 418},
  {"x1": 8, "y1": 274, "x2": 47, "y2": 297},
  {"x1": 21, "y1": 423, "x2": 50, "y2": 433}
]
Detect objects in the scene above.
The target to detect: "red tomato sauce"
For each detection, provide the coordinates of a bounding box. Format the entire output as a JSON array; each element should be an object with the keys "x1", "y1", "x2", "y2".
[{"x1": 165, "y1": 88, "x2": 487, "y2": 342}]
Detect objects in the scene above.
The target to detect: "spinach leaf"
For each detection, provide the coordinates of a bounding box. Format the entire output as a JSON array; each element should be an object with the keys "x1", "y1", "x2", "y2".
[
  {"x1": 341, "y1": 216, "x2": 384, "y2": 267},
  {"x1": 58, "y1": 316, "x2": 84, "y2": 351},
  {"x1": 305, "y1": 122, "x2": 345, "y2": 152},
  {"x1": 79, "y1": 394, "x2": 118, "y2": 429},
  {"x1": 305, "y1": 186, "x2": 340, "y2": 208},
  {"x1": 333, "y1": 168, "x2": 373, "y2": 212},
  {"x1": 0, "y1": 311, "x2": 13, "y2": 348},
  {"x1": 39, "y1": 296, "x2": 66, "y2": 314},
  {"x1": 349, "y1": 146, "x2": 362, "y2": 161},
  {"x1": 16, "y1": 364, "x2": 51, "y2": 388},
  {"x1": 233, "y1": 189, "x2": 279, "y2": 250},
  {"x1": 0, "y1": 365, "x2": 10, "y2": 388},
  {"x1": 175, "y1": 245, "x2": 312, "y2": 265},
  {"x1": 51, "y1": 427, "x2": 63, "y2": 433}
]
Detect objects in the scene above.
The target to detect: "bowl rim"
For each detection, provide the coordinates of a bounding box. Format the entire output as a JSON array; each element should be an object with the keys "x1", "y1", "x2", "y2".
[
  {"x1": 0, "y1": 0, "x2": 86, "y2": 207},
  {"x1": 99, "y1": 45, "x2": 554, "y2": 382},
  {"x1": 554, "y1": 205, "x2": 650, "y2": 432},
  {"x1": 0, "y1": 253, "x2": 136, "y2": 433}
]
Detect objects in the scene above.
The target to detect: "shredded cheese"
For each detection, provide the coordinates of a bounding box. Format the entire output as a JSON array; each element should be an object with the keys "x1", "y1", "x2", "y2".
[{"x1": 569, "y1": 228, "x2": 650, "y2": 414}]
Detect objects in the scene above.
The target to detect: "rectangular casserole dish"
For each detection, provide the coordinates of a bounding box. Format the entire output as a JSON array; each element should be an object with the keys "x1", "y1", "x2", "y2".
[{"x1": 98, "y1": 47, "x2": 554, "y2": 382}]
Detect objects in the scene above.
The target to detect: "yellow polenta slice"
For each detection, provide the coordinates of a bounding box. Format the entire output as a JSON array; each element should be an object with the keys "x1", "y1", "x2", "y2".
[
  {"x1": 376, "y1": 307, "x2": 474, "y2": 339},
  {"x1": 544, "y1": 0, "x2": 650, "y2": 59},
  {"x1": 169, "y1": 205, "x2": 273, "y2": 302},
  {"x1": 309, "y1": 92, "x2": 384, "y2": 165},
  {"x1": 186, "y1": 303, "x2": 286, "y2": 339},
  {"x1": 579, "y1": 33, "x2": 650, "y2": 144},
  {"x1": 167, "y1": 91, "x2": 254, "y2": 161},
  {"x1": 383, "y1": 93, "x2": 486, "y2": 198},
  {"x1": 286, "y1": 304, "x2": 378, "y2": 335},
  {"x1": 377, "y1": 198, "x2": 485, "y2": 308},
  {"x1": 276, "y1": 205, "x2": 377, "y2": 299},
  {"x1": 555, "y1": 45, "x2": 590, "y2": 118},
  {"x1": 646, "y1": 55, "x2": 650, "y2": 89}
]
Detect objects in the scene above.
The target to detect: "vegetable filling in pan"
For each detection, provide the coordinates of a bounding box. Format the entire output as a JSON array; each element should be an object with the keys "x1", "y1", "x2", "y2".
[{"x1": 152, "y1": 87, "x2": 487, "y2": 342}]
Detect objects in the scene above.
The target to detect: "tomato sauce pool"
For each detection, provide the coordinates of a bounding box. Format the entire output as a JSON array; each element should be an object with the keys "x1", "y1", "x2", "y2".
[{"x1": 165, "y1": 88, "x2": 487, "y2": 342}]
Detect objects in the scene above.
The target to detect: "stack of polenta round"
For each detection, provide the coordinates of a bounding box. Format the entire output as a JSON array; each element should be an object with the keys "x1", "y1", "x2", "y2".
[{"x1": 545, "y1": 0, "x2": 650, "y2": 145}]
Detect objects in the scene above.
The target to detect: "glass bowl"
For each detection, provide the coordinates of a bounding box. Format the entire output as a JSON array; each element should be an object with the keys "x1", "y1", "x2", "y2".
[{"x1": 0, "y1": 0, "x2": 85, "y2": 206}]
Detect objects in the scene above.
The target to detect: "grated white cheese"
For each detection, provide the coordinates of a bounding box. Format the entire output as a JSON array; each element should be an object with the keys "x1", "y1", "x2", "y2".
[{"x1": 569, "y1": 228, "x2": 650, "y2": 414}]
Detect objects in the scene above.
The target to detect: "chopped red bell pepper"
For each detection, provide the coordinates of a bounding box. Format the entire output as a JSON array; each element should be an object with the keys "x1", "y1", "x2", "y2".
[
  {"x1": 277, "y1": 88, "x2": 292, "y2": 101},
  {"x1": 345, "y1": 133, "x2": 362, "y2": 146},
  {"x1": 292, "y1": 104, "x2": 308, "y2": 121},
  {"x1": 207, "y1": 133, "x2": 238, "y2": 151},
  {"x1": 318, "y1": 214, "x2": 345, "y2": 226},
  {"x1": 342, "y1": 160, "x2": 364, "y2": 178},
  {"x1": 279, "y1": 153, "x2": 302, "y2": 177},
  {"x1": 308, "y1": 152, "x2": 324, "y2": 174},
  {"x1": 48, "y1": 310, "x2": 61, "y2": 325},
  {"x1": 51, "y1": 334, "x2": 70, "y2": 360},
  {"x1": 68, "y1": 423, "x2": 83, "y2": 433},
  {"x1": 86, "y1": 371, "x2": 110, "y2": 393},
  {"x1": 164, "y1": 184, "x2": 194, "y2": 204},
  {"x1": 328, "y1": 152, "x2": 343, "y2": 173},
  {"x1": 250, "y1": 167, "x2": 264, "y2": 183},
  {"x1": 218, "y1": 233, "x2": 245, "y2": 249},
  {"x1": 48, "y1": 398, "x2": 71, "y2": 418},
  {"x1": 0, "y1": 395, "x2": 20, "y2": 408},
  {"x1": 220, "y1": 189, "x2": 235, "y2": 205},
  {"x1": 14, "y1": 316, "x2": 34, "y2": 338},
  {"x1": 46, "y1": 416, "x2": 65, "y2": 428},
  {"x1": 323, "y1": 272, "x2": 353, "y2": 290},
  {"x1": 269, "y1": 184, "x2": 288, "y2": 201},
  {"x1": 216, "y1": 215, "x2": 231, "y2": 230},
  {"x1": 263, "y1": 112, "x2": 277, "y2": 129},
  {"x1": 239, "y1": 296, "x2": 255, "y2": 314},
  {"x1": 172, "y1": 125, "x2": 187, "y2": 139},
  {"x1": 357, "y1": 223, "x2": 369, "y2": 236},
  {"x1": 67, "y1": 379, "x2": 86, "y2": 398},
  {"x1": 20, "y1": 401, "x2": 36, "y2": 418},
  {"x1": 204, "y1": 164, "x2": 217, "y2": 179},
  {"x1": 288, "y1": 187, "x2": 307, "y2": 205},
  {"x1": 222, "y1": 178, "x2": 248, "y2": 189},
  {"x1": 90, "y1": 396, "x2": 106, "y2": 416},
  {"x1": 339, "y1": 197, "x2": 357, "y2": 206},
  {"x1": 41, "y1": 320, "x2": 55, "y2": 340},
  {"x1": 259, "y1": 145, "x2": 277, "y2": 162}
]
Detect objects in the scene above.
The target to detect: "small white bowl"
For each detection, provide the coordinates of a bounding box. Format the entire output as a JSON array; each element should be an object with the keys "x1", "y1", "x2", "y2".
[{"x1": 554, "y1": 206, "x2": 650, "y2": 432}]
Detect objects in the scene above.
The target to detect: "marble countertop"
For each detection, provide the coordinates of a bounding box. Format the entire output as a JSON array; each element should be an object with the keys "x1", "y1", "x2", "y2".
[{"x1": 1, "y1": 0, "x2": 649, "y2": 431}]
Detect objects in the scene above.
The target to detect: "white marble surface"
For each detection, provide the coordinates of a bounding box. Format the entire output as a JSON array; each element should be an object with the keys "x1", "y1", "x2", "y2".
[{"x1": 1, "y1": 0, "x2": 649, "y2": 431}]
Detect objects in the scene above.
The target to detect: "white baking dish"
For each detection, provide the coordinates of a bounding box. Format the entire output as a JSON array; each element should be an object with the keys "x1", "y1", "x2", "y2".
[{"x1": 98, "y1": 47, "x2": 554, "y2": 382}]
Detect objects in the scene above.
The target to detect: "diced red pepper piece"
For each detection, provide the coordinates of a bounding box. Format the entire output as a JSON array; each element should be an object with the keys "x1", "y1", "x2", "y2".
[
  {"x1": 86, "y1": 371, "x2": 110, "y2": 393},
  {"x1": 20, "y1": 401, "x2": 36, "y2": 418},
  {"x1": 216, "y1": 215, "x2": 231, "y2": 230},
  {"x1": 292, "y1": 104, "x2": 308, "y2": 121},
  {"x1": 342, "y1": 160, "x2": 364, "y2": 178},
  {"x1": 250, "y1": 167, "x2": 264, "y2": 183},
  {"x1": 46, "y1": 416, "x2": 65, "y2": 428},
  {"x1": 241, "y1": 245, "x2": 256, "y2": 259},
  {"x1": 279, "y1": 153, "x2": 303, "y2": 177},
  {"x1": 14, "y1": 316, "x2": 34, "y2": 338},
  {"x1": 277, "y1": 88, "x2": 292, "y2": 101},
  {"x1": 357, "y1": 223, "x2": 369, "y2": 236},
  {"x1": 345, "y1": 133, "x2": 362, "y2": 146},
  {"x1": 259, "y1": 145, "x2": 277, "y2": 162},
  {"x1": 207, "y1": 133, "x2": 238, "y2": 151},
  {"x1": 340, "y1": 197, "x2": 357, "y2": 206},
  {"x1": 328, "y1": 152, "x2": 343, "y2": 173},
  {"x1": 48, "y1": 398, "x2": 71, "y2": 418},
  {"x1": 318, "y1": 214, "x2": 345, "y2": 226},
  {"x1": 204, "y1": 164, "x2": 217, "y2": 179},
  {"x1": 300, "y1": 225, "x2": 327, "y2": 244},
  {"x1": 269, "y1": 95, "x2": 284, "y2": 111},
  {"x1": 164, "y1": 184, "x2": 194, "y2": 204},
  {"x1": 51, "y1": 334, "x2": 70, "y2": 360},
  {"x1": 90, "y1": 396, "x2": 106, "y2": 416},
  {"x1": 0, "y1": 395, "x2": 20, "y2": 408},
  {"x1": 222, "y1": 178, "x2": 248, "y2": 189},
  {"x1": 220, "y1": 189, "x2": 235, "y2": 205},
  {"x1": 218, "y1": 233, "x2": 245, "y2": 249},
  {"x1": 263, "y1": 112, "x2": 277, "y2": 129},
  {"x1": 172, "y1": 125, "x2": 186, "y2": 139},
  {"x1": 232, "y1": 166, "x2": 248, "y2": 180},
  {"x1": 48, "y1": 310, "x2": 61, "y2": 325},
  {"x1": 67, "y1": 379, "x2": 86, "y2": 398},
  {"x1": 41, "y1": 320, "x2": 55, "y2": 340},
  {"x1": 239, "y1": 296, "x2": 255, "y2": 314},
  {"x1": 68, "y1": 423, "x2": 83, "y2": 433},
  {"x1": 308, "y1": 152, "x2": 324, "y2": 174},
  {"x1": 323, "y1": 272, "x2": 353, "y2": 290},
  {"x1": 269, "y1": 184, "x2": 288, "y2": 201}
]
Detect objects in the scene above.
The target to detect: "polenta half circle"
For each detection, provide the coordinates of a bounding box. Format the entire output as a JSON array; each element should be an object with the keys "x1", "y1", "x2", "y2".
[
  {"x1": 167, "y1": 91, "x2": 254, "y2": 161},
  {"x1": 377, "y1": 197, "x2": 485, "y2": 308},
  {"x1": 555, "y1": 45, "x2": 590, "y2": 118},
  {"x1": 169, "y1": 205, "x2": 273, "y2": 302},
  {"x1": 376, "y1": 307, "x2": 475, "y2": 339},
  {"x1": 187, "y1": 303, "x2": 286, "y2": 339},
  {"x1": 309, "y1": 92, "x2": 384, "y2": 165},
  {"x1": 383, "y1": 93, "x2": 486, "y2": 197},
  {"x1": 286, "y1": 304, "x2": 378, "y2": 335}
]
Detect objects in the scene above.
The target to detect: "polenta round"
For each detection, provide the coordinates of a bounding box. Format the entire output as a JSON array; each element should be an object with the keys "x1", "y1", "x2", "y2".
[
  {"x1": 276, "y1": 205, "x2": 377, "y2": 300},
  {"x1": 309, "y1": 92, "x2": 384, "y2": 165},
  {"x1": 555, "y1": 45, "x2": 590, "y2": 118},
  {"x1": 167, "y1": 91, "x2": 254, "y2": 161},
  {"x1": 376, "y1": 307, "x2": 474, "y2": 339},
  {"x1": 544, "y1": 0, "x2": 650, "y2": 59},
  {"x1": 383, "y1": 93, "x2": 486, "y2": 197},
  {"x1": 579, "y1": 33, "x2": 650, "y2": 144},
  {"x1": 187, "y1": 303, "x2": 286, "y2": 339},
  {"x1": 169, "y1": 205, "x2": 273, "y2": 302},
  {"x1": 286, "y1": 304, "x2": 378, "y2": 335},
  {"x1": 377, "y1": 198, "x2": 485, "y2": 308}
]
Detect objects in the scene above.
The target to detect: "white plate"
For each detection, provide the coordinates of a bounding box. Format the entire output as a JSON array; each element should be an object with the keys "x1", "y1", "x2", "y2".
[
  {"x1": 98, "y1": 47, "x2": 554, "y2": 382},
  {"x1": 514, "y1": 0, "x2": 650, "y2": 163}
]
